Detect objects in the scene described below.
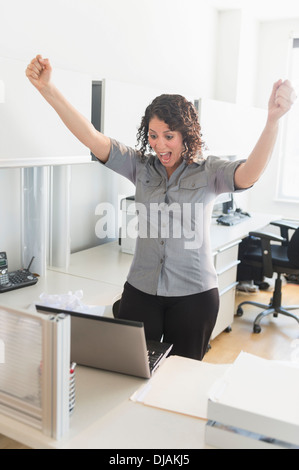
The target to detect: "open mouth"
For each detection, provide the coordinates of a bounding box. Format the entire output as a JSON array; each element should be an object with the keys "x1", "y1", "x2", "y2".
[{"x1": 159, "y1": 152, "x2": 172, "y2": 164}]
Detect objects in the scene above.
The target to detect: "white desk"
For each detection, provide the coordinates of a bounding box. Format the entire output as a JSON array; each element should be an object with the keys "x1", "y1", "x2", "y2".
[
  {"x1": 0, "y1": 269, "x2": 122, "y2": 312},
  {"x1": 0, "y1": 272, "x2": 213, "y2": 449},
  {"x1": 0, "y1": 364, "x2": 213, "y2": 449},
  {"x1": 0, "y1": 212, "x2": 279, "y2": 449}
]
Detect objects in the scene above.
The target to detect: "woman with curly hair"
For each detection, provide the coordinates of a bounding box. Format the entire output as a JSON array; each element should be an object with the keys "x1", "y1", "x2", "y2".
[
  {"x1": 26, "y1": 55, "x2": 296, "y2": 360},
  {"x1": 136, "y1": 94, "x2": 204, "y2": 166}
]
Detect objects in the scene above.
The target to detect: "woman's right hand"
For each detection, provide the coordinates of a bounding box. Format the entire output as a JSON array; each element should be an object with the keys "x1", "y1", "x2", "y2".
[{"x1": 25, "y1": 54, "x2": 52, "y2": 91}]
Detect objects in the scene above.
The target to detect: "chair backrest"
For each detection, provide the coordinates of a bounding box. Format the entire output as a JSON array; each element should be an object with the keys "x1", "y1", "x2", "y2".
[{"x1": 287, "y1": 228, "x2": 299, "y2": 267}]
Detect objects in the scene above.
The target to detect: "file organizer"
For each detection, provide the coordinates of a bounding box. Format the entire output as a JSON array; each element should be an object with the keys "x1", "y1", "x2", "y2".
[
  {"x1": 205, "y1": 352, "x2": 299, "y2": 449},
  {"x1": 0, "y1": 305, "x2": 70, "y2": 440}
]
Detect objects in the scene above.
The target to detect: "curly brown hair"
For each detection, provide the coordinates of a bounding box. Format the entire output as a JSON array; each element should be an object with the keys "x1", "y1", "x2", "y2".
[{"x1": 136, "y1": 94, "x2": 205, "y2": 163}]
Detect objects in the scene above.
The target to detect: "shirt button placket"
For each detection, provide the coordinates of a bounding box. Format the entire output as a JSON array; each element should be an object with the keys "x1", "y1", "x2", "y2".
[
  {"x1": 160, "y1": 240, "x2": 165, "y2": 265},
  {"x1": 160, "y1": 180, "x2": 167, "y2": 267}
]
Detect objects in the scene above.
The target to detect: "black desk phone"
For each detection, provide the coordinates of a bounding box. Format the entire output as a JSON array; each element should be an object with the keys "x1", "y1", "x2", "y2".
[{"x1": 0, "y1": 252, "x2": 38, "y2": 293}]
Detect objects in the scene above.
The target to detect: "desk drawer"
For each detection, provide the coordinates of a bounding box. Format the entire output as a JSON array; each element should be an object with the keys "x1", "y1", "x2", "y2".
[
  {"x1": 214, "y1": 240, "x2": 241, "y2": 272},
  {"x1": 211, "y1": 282, "x2": 237, "y2": 340},
  {"x1": 217, "y1": 261, "x2": 240, "y2": 292}
]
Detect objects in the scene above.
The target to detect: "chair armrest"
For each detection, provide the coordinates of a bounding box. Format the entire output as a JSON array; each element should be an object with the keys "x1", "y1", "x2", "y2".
[
  {"x1": 248, "y1": 231, "x2": 286, "y2": 243},
  {"x1": 270, "y1": 220, "x2": 299, "y2": 246},
  {"x1": 271, "y1": 220, "x2": 299, "y2": 230}
]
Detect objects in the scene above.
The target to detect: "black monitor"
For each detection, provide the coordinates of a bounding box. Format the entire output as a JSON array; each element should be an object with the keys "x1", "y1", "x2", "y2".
[
  {"x1": 214, "y1": 193, "x2": 234, "y2": 214},
  {"x1": 91, "y1": 81, "x2": 103, "y2": 161}
]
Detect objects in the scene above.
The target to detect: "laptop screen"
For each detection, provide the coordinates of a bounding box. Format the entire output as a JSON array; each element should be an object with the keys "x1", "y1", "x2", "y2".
[{"x1": 35, "y1": 305, "x2": 152, "y2": 378}]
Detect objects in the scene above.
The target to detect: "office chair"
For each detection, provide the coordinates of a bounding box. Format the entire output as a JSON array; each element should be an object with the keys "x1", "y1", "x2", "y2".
[
  {"x1": 112, "y1": 299, "x2": 121, "y2": 318},
  {"x1": 236, "y1": 221, "x2": 299, "y2": 333}
]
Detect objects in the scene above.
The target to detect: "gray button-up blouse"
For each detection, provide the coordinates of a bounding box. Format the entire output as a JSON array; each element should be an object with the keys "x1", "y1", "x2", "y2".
[{"x1": 103, "y1": 138, "x2": 247, "y2": 297}]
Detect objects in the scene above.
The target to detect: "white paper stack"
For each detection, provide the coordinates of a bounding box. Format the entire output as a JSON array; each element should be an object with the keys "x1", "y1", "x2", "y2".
[
  {"x1": 131, "y1": 355, "x2": 229, "y2": 419},
  {"x1": 206, "y1": 352, "x2": 299, "y2": 449}
]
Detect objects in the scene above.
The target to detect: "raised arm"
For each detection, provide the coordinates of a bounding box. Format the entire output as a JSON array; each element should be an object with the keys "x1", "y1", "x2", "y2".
[
  {"x1": 234, "y1": 79, "x2": 296, "y2": 189},
  {"x1": 25, "y1": 55, "x2": 111, "y2": 163}
]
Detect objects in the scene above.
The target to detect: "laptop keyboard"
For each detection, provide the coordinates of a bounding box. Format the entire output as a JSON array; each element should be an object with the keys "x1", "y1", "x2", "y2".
[
  {"x1": 148, "y1": 349, "x2": 164, "y2": 371},
  {"x1": 147, "y1": 340, "x2": 172, "y2": 372}
]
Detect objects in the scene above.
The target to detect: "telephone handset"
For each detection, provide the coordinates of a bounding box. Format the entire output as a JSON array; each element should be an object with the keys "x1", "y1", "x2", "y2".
[
  {"x1": 0, "y1": 252, "x2": 9, "y2": 285},
  {"x1": 0, "y1": 252, "x2": 38, "y2": 293}
]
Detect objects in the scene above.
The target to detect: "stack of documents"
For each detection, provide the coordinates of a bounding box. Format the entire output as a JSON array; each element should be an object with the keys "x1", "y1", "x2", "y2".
[
  {"x1": 131, "y1": 352, "x2": 299, "y2": 449},
  {"x1": 130, "y1": 355, "x2": 229, "y2": 419},
  {"x1": 206, "y1": 352, "x2": 299, "y2": 449}
]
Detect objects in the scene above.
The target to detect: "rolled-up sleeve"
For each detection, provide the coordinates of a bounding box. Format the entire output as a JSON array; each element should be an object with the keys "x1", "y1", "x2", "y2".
[
  {"x1": 206, "y1": 156, "x2": 250, "y2": 195},
  {"x1": 103, "y1": 138, "x2": 139, "y2": 184}
]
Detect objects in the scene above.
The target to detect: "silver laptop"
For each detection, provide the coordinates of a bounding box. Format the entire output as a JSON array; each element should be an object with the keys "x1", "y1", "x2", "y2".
[{"x1": 36, "y1": 305, "x2": 173, "y2": 379}]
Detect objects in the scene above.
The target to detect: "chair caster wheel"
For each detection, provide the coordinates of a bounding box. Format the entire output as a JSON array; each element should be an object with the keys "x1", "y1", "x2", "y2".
[
  {"x1": 253, "y1": 324, "x2": 261, "y2": 334},
  {"x1": 236, "y1": 307, "x2": 243, "y2": 317},
  {"x1": 225, "y1": 326, "x2": 232, "y2": 333}
]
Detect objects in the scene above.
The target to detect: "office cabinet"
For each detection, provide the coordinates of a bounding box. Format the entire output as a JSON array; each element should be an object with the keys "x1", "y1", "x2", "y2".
[
  {"x1": 214, "y1": 242, "x2": 240, "y2": 271},
  {"x1": 211, "y1": 240, "x2": 241, "y2": 339},
  {"x1": 217, "y1": 261, "x2": 239, "y2": 293}
]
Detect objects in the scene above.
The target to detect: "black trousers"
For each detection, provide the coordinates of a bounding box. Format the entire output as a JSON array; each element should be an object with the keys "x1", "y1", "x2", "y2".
[{"x1": 117, "y1": 282, "x2": 219, "y2": 361}]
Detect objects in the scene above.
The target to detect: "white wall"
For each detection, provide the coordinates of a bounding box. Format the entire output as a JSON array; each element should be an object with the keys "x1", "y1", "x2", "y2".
[
  {"x1": 0, "y1": 0, "x2": 218, "y2": 266},
  {"x1": 214, "y1": 9, "x2": 259, "y2": 106},
  {"x1": 215, "y1": 11, "x2": 299, "y2": 220},
  {"x1": 0, "y1": 169, "x2": 21, "y2": 270},
  {"x1": 214, "y1": 10, "x2": 243, "y2": 103},
  {"x1": 1, "y1": 1, "x2": 299, "y2": 269},
  {"x1": 0, "y1": 0, "x2": 218, "y2": 96},
  {"x1": 250, "y1": 18, "x2": 299, "y2": 218}
]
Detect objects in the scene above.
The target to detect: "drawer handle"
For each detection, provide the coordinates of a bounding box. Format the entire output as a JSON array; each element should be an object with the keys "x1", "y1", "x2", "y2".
[
  {"x1": 217, "y1": 260, "x2": 240, "y2": 276},
  {"x1": 219, "y1": 281, "x2": 238, "y2": 296},
  {"x1": 217, "y1": 239, "x2": 242, "y2": 253}
]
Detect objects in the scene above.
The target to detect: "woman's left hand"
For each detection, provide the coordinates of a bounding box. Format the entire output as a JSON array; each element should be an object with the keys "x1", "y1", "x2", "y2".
[{"x1": 268, "y1": 79, "x2": 296, "y2": 123}]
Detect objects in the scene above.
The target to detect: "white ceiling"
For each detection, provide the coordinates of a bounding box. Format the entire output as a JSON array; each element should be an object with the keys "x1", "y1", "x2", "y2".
[{"x1": 209, "y1": 0, "x2": 299, "y2": 21}]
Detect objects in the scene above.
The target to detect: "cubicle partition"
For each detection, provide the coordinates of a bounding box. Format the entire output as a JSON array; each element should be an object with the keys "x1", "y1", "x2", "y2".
[{"x1": 0, "y1": 305, "x2": 70, "y2": 440}]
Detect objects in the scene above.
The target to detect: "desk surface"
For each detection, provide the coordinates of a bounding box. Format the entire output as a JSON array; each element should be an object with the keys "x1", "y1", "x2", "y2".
[
  {"x1": 0, "y1": 269, "x2": 122, "y2": 311},
  {"x1": 0, "y1": 361, "x2": 215, "y2": 449},
  {"x1": 0, "y1": 211, "x2": 280, "y2": 449}
]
